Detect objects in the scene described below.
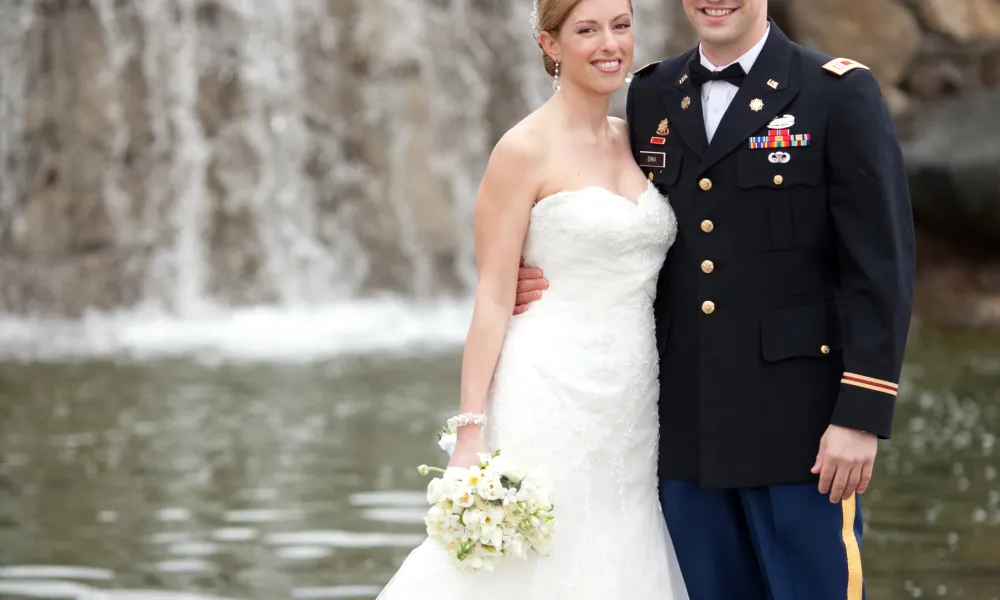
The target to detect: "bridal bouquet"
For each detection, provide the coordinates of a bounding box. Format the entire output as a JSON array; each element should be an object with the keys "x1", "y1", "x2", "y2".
[{"x1": 417, "y1": 450, "x2": 555, "y2": 572}]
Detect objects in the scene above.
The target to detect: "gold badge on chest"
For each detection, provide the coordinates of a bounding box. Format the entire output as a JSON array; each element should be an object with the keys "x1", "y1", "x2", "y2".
[
  {"x1": 657, "y1": 118, "x2": 670, "y2": 136},
  {"x1": 681, "y1": 96, "x2": 691, "y2": 110}
]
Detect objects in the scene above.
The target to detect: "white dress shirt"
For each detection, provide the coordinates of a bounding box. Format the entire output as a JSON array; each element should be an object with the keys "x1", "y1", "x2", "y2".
[{"x1": 699, "y1": 25, "x2": 770, "y2": 143}]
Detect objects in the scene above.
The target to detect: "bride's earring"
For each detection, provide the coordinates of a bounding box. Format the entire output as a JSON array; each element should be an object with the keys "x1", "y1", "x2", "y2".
[
  {"x1": 625, "y1": 71, "x2": 634, "y2": 84},
  {"x1": 552, "y1": 62, "x2": 561, "y2": 91}
]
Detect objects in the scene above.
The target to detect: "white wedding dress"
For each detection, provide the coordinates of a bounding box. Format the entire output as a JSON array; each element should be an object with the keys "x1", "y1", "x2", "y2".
[{"x1": 377, "y1": 181, "x2": 690, "y2": 600}]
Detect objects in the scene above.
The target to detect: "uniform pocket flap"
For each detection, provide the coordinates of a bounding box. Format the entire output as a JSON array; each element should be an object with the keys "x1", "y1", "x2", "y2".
[
  {"x1": 737, "y1": 147, "x2": 822, "y2": 189},
  {"x1": 760, "y1": 302, "x2": 841, "y2": 362}
]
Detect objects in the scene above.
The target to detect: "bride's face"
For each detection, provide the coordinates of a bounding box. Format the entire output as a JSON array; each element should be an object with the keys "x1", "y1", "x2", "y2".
[{"x1": 549, "y1": 0, "x2": 634, "y2": 94}]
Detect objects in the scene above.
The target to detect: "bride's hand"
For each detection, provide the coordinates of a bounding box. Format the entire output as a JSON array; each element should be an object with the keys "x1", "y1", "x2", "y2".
[{"x1": 448, "y1": 430, "x2": 490, "y2": 469}]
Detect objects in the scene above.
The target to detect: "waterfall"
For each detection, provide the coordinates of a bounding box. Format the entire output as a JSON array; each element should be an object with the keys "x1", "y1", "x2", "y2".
[{"x1": 0, "y1": 0, "x2": 681, "y2": 360}]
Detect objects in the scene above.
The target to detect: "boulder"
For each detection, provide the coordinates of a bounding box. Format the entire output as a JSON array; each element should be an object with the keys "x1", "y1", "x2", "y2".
[
  {"x1": 902, "y1": 89, "x2": 1000, "y2": 245},
  {"x1": 786, "y1": 0, "x2": 922, "y2": 88},
  {"x1": 914, "y1": 0, "x2": 1000, "y2": 41}
]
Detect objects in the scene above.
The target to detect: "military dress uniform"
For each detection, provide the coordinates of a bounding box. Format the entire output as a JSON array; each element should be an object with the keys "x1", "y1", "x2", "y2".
[{"x1": 626, "y1": 19, "x2": 915, "y2": 600}]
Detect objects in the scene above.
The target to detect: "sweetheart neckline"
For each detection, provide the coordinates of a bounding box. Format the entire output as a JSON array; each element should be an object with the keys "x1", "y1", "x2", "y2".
[{"x1": 533, "y1": 180, "x2": 655, "y2": 210}]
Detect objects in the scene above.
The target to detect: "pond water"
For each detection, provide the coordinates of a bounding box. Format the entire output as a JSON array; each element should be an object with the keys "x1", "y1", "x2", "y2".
[{"x1": 0, "y1": 320, "x2": 998, "y2": 599}]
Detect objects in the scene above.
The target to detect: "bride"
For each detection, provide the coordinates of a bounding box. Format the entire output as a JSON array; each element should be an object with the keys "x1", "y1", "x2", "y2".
[{"x1": 377, "y1": 0, "x2": 689, "y2": 597}]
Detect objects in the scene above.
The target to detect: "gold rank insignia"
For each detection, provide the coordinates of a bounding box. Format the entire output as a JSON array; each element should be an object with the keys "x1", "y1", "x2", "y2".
[
  {"x1": 657, "y1": 118, "x2": 670, "y2": 136},
  {"x1": 681, "y1": 96, "x2": 691, "y2": 110},
  {"x1": 822, "y1": 57, "x2": 870, "y2": 76},
  {"x1": 750, "y1": 98, "x2": 764, "y2": 112}
]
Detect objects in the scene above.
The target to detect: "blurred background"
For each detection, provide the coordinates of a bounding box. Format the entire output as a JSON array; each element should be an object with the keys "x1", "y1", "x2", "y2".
[{"x1": 0, "y1": 0, "x2": 998, "y2": 598}]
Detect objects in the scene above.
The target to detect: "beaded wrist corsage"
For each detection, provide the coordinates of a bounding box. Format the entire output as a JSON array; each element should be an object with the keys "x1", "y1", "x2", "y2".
[{"x1": 437, "y1": 413, "x2": 487, "y2": 456}]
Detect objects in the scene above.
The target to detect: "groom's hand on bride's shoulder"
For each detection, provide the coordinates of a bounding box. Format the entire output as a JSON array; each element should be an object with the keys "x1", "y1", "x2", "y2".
[
  {"x1": 513, "y1": 257, "x2": 547, "y2": 315},
  {"x1": 811, "y1": 424, "x2": 878, "y2": 503}
]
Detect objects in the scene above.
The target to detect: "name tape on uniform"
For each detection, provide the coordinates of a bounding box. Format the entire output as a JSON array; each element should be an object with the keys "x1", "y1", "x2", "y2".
[{"x1": 639, "y1": 151, "x2": 666, "y2": 168}]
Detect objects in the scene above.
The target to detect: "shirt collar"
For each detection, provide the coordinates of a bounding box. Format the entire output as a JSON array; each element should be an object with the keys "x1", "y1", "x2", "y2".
[{"x1": 699, "y1": 23, "x2": 770, "y2": 73}]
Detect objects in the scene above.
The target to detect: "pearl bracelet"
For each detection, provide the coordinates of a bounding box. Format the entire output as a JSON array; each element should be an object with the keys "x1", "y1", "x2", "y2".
[{"x1": 446, "y1": 413, "x2": 488, "y2": 431}]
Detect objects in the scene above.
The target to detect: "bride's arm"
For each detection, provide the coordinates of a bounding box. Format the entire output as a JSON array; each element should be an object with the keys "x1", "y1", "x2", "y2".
[{"x1": 450, "y1": 130, "x2": 541, "y2": 467}]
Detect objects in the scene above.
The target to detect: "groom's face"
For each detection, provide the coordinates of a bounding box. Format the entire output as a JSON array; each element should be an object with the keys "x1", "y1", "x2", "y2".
[{"x1": 682, "y1": 0, "x2": 767, "y2": 49}]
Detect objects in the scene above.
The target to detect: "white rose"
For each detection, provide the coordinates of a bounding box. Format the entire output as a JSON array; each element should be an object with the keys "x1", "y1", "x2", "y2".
[
  {"x1": 427, "y1": 478, "x2": 448, "y2": 504},
  {"x1": 461, "y1": 508, "x2": 482, "y2": 528},
  {"x1": 477, "y1": 472, "x2": 506, "y2": 501}
]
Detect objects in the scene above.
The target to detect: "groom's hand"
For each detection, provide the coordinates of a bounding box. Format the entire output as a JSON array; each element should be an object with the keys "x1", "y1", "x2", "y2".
[
  {"x1": 811, "y1": 424, "x2": 878, "y2": 503},
  {"x1": 513, "y1": 257, "x2": 547, "y2": 315}
]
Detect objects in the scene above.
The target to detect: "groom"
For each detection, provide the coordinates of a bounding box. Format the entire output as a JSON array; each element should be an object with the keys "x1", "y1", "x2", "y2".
[{"x1": 515, "y1": 1, "x2": 915, "y2": 598}]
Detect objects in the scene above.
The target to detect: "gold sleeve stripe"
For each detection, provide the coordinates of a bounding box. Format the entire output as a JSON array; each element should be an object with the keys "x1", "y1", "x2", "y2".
[{"x1": 841, "y1": 373, "x2": 898, "y2": 396}]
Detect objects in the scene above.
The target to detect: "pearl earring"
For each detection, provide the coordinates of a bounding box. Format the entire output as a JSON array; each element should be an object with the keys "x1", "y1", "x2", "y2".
[{"x1": 552, "y1": 62, "x2": 561, "y2": 91}]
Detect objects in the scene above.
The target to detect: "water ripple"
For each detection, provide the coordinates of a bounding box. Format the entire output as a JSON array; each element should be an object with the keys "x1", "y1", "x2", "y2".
[
  {"x1": 291, "y1": 586, "x2": 383, "y2": 599},
  {"x1": 0, "y1": 566, "x2": 115, "y2": 581},
  {"x1": 265, "y1": 530, "x2": 425, "y2": 549}
]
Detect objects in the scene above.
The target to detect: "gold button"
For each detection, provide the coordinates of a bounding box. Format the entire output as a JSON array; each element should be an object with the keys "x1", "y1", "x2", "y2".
[
  {"x1": 700, "y1": 219, "x2": 714, "y2": 233},
  {"x1": 773, "y1": 174, "x2": 784, "y2": 185},
  {"x1": 702, "y1": 300, "x2": 715, "y2": 314},
  {"x1": 820, "y1": 344, "x2": 831, "y2": 355},
  {"x1": 699, "y1": 178, "x2": 713, "y2": 191},
  {"x1": 701, "y1": 260, "x2": 714, "y2": 274}
]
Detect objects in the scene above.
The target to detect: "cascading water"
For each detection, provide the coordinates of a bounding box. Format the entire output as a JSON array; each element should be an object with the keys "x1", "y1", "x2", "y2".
[{"x1": 0, "y1": 0, "x2": 684, "y2": 361}]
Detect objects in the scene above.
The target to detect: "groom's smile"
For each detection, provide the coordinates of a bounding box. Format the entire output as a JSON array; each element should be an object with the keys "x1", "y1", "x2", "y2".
[{"x1": 701, "y1": 6, "x2": 738, "y2": 20}]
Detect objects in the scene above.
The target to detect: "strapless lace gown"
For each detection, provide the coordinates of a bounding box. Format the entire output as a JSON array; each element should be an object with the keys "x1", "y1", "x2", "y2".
[{"x1": 377, "y1": 181, "x2": 690, "y2": 600}]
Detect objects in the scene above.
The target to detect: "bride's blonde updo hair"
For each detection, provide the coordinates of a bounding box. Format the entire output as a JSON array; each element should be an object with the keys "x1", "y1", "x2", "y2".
[{"x1": 533, "y1": 0, "x2": 634, "y2": 77}]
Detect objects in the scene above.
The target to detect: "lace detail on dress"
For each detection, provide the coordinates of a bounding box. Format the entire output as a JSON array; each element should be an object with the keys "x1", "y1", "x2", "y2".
[{"x1": 376, "y1": 183, "x2": 689, "y2": 600}]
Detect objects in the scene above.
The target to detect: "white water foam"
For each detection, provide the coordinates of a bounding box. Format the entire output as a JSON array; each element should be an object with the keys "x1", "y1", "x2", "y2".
[{"x1": 0, "y1": 297, "x2": 471, "y2": 363}]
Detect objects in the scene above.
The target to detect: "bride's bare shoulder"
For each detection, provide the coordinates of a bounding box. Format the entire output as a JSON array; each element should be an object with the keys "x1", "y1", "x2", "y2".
[
  {"x1": 484, "y1": 115, "x2": 548, "y2": 177},
  {"x1": 494, "y1": 113, "x2": 549, "y2": 162},
  {"x1": 479, "y1": 116, "x2": 549, "y2": 203}
]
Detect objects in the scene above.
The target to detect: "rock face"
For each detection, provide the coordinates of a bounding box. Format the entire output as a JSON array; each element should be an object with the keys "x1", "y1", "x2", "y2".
[
  {"x1": 915, "y1": 0, "x2": 1000, "y2": 41},
  {"x1": 903, "y1": 89, "x2": 1000, "y2": 244},
  {"x1": 0, "y1": 0, "x2": 997, "y2": 318},
  {"x1": 786, "y1": 0, "x2": 923, "y2": 89}
]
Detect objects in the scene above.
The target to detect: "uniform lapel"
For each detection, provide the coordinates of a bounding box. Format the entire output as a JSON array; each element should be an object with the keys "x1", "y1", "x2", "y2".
[
  {"x1": 697, "y1": 22, "x2": 799, "y2": 177},
  {"x1": 659, "y1": 50, "x2": 707, "y2": 159}
]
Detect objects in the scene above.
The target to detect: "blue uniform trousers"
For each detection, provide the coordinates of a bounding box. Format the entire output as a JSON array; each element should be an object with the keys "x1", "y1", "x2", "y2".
[{"x1": 660, "y1": 478, "x2": 865, "y2": 600}]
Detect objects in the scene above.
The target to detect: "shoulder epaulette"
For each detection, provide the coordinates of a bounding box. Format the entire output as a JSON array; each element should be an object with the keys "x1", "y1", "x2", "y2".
[
  {"x1": 822, "y1": 58, "x2": 870, "y2": 77},
  {"x1": 634, "y1": 61, "x2": 660, "y2": 77}
]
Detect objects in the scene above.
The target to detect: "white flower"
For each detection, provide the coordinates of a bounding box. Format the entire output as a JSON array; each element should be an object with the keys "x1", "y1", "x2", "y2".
[
  {"x1": 477, "y1": 472, "x2": 506, "y2": 501},
  {"x1": 452, "y1": 487, "x2": 476, "y2": 509},
  {"x1": 461, "y1": 508, "x2": 482, "y2": 528},
  {"x1": 413, "y1": 449, "x2": 555, "y2": 573},
  {"x1": 437, "y1": 432, "x2": 456, "y2": 456},
  {"x1": 427, "y1": 477, "x2": 449, "y2": 504}
]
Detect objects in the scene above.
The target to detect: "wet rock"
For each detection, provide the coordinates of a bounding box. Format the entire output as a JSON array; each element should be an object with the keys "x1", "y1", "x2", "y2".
[
  {"x1": 903, "y1": 89, "x2": 1000, "y2": 244},
  {"x1": 786, "y1": 0, "x2": 922, "y2": 88},
  {"x1": 914, "y1": 0, "x2": 1000, "y2": 41}
]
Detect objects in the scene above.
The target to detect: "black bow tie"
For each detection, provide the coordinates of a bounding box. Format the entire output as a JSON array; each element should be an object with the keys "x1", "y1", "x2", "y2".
[{"x1": 687, "y1": 60, "x2": 747, "y2": 87}]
